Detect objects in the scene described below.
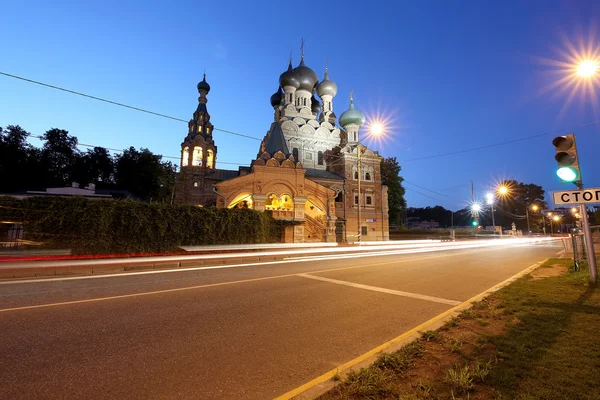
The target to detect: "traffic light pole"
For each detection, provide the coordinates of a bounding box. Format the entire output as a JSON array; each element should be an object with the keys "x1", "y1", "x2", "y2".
[{"x1": 576, "y1": 194, "x2": 597, "y2": 282}]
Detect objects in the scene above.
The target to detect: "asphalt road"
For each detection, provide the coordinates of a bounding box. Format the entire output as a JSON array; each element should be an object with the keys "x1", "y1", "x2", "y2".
[{"x1": 0, "y1": 241, "x2": 562, "y2": 399}]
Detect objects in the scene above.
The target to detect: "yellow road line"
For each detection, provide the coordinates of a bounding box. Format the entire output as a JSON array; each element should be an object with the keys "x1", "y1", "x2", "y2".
[{"x1": 273, "y1": 257, "x2": 550, "y2": 400}]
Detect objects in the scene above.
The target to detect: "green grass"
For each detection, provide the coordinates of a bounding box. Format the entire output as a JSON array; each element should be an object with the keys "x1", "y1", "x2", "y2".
[
  {"x1": 485, "y1": 258, "x2": 600, "y2": 398},
  {"x1": 320, "y1": 258, "x2": 600, "y2": 399}
]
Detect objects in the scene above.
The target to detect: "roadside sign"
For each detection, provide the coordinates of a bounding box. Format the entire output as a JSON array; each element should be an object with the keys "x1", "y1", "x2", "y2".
[{"x1": 553, "y1": 188, "x2": 600, "y2": 205}]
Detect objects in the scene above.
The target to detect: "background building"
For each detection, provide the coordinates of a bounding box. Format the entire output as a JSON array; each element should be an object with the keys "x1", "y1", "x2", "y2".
[{"x1": 175, "y1": 53, "x2": 389, "y2": 243}]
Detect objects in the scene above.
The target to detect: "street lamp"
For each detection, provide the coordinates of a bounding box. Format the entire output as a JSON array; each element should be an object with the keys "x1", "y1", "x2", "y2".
[
  {"x1": 531, "y1": 204, "x2": 544, "y2": 235},
  {"x1": 498, "y1": 185, "x2": 509, "y2": 196},
  {"x1": 355, "y1": 115, "x2": 386, "y2": 242},
  {"x1": 486, "y1": 192, "x2": 497, "y2": 234},
  {"x1": 552, "y1": 214, "x2": 561, "y2": 234},
  {"x1": 578, "y1": 61, "x2": 599, "y2": 77}
]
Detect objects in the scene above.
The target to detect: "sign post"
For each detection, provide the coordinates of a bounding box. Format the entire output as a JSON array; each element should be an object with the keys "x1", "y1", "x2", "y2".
[{"x1": 552, "y1": 187, "x2": 598, "y2": 282}]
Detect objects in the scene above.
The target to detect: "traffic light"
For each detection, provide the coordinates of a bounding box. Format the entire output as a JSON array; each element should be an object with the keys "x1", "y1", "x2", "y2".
[
  {"x1": 552, "y1": 133, "x2": 581, "y2": 184},
  {"x1": 472, "y1": 220, "x2": 478, "y2": 226}
]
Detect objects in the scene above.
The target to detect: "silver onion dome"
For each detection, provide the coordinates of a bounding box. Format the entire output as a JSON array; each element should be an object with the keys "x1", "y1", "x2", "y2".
[{"x1": 317, "y1": 68, "x2": 337, "y2": 98}]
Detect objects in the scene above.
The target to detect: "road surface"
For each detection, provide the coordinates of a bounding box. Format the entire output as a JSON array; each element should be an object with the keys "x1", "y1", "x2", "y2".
[{"x1": 0, "y1": 240, "x2": 561, "y2": 399}]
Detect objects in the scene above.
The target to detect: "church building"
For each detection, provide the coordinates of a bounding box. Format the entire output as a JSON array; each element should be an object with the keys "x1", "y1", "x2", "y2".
[{"x1": 174, "y1": 53, "x2": 389, "y2": 243}]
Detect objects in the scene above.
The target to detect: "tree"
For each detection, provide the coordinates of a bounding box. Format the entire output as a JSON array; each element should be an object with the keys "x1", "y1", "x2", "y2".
[
  {"x1": 0, "y1": 125, "x2": 41, "y2": 192},
  {"x1": 496, "y1": 180, "x2": 548, "y2": 232},
  {"x1": 114, "y1": 147, "x2": 175, "y2": 202},
  {"x1": 72, "y1": 147, "x2": 115, "y2": 186},
  {"x1": 381, "y1": 157, "x2": 407, "y2": 226},
  {"x1": 40, "y1": 128, "x2": 81, "y2": 186}
]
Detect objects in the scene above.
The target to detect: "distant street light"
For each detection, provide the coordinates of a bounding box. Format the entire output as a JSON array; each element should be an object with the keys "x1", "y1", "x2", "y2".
[
  {"x1": 498, "y1": 186, "x2": 509, "y2": 196},
  {"x1": 471, "y1": 203, "x2": 482, "y2": 212}
]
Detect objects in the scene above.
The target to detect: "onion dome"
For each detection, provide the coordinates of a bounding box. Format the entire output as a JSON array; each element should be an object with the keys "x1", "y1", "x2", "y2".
[
  {"x1": 311, "y1": 95, "x2": 321, "y2": 115},
  {"x1": 197, "y1": 73, "x2": 210, "y2": 93},
  {"x1": 339, "y1": 93, "x2": 366, "y2": 127},
  {"x1": 270, "y1": 86, "x2": 283, "y2": 108},
  {"x1": 279, "y1": 59, "x2": 300, "y2": 89},
  {"x1": 317, "y1": 68, "x2": 338, "y2": 98},
  {"x1": 293, "y1": 55, "x2": 318, "y2": 92}
]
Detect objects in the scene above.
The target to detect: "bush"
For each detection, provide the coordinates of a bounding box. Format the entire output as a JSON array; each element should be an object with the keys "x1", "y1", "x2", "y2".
[{"x1": 0, "y1": 196, "x2": 285, "y2": 254}]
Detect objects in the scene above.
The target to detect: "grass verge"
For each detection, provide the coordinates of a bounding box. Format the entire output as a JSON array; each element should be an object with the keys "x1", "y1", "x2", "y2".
[{"x1": 319, "y1": 258, "x2": 600, "y2": 399}]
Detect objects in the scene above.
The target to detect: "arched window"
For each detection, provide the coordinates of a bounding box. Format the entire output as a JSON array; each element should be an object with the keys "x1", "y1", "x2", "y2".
[
  {"x1": 317, "y1": 151, "x2": 323, "y2": 165},
  {"x1": 354, "y1": 171, "x2": 359, "y2": 180},
  {"x1": 292, "y1": 148, "x2": 299, "y2": 161},
  {"x1": 198, "y1": 125, "x2": 202, "y2": 133},
  {"x1": 192, "y1": 146, "x2": 203, "y2": 166},
  {"x1": 193, "y1": 182, "x2": 198, "y2": 187},
  {"x1": 365, "y1": 172, "x2": 371, "y2": 180},
  {"x1": 182, "y1": 147, "x2": 189, "y2": 167},
  {"x1": 207, "y1": 149, "x2": 214, "y2": 168}
]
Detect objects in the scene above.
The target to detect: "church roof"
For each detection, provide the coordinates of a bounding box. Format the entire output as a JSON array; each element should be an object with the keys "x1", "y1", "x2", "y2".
[
  {"x1": 264, "y1": 122, "x2": 289, "y2": 156},
  {"x1": 205, "y1": 169, "x2": 239, "y2": 181},
  {"x1": 304, "y1": 168, "x2": 344, "y2": 180}
]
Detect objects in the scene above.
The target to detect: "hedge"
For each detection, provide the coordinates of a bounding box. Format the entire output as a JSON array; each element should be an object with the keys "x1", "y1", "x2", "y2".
[{"x1": 0, "y1": 196, "x2": 285, "y2": 254}]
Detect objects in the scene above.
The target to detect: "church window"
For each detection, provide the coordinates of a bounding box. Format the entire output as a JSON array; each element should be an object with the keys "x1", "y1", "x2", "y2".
[
  {"x1": 335, "y1": 191, "x2": 343, "y2": 203},
  {"x1": 198, "y1": 125, "x2": 202, "y2": 133},
  {"x1": 365, "y1": 172, "x2": 371, "y2": 180},
  {"x1": 366, "y1": 195, "x2": 372, "y2": 205},
  {"x1": 317, "y1": 151, "x2": 323, "y2": 165},
  {"x1": 292, "y1": 148, "x2": 299, "y2": 160},
  {"x1": 207, "y1": 149, "x2": 214, "y2": 168},
  {"x1": 193, "y1": 181, "x2": 198, "y2": 187},
  {"x1": 354, "y1": 171, "x2": 358, "y2": 180},
  {"x1": 354, "y1": 195, "x2": 359, "y2": 205},
  {"x1": 192, "y1": 146, "x2": 203, "y2": 166},
  {"x1": 182, "y1": 147, "x2": 189, "y2": 167}
]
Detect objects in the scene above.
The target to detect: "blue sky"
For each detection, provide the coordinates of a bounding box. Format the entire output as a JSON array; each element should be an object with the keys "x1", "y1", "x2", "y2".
[{"x1": 2, "y1": 0, "x2": 600, "y2": 210}]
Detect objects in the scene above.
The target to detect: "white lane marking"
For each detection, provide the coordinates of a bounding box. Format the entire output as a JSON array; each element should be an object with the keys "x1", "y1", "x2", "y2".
[
  {"x1": 296, "y1": 273, "x2": 461, "y2": 306},
  {"x1": 0, "y1": 240, "x2": 542, "y2": 285},
  {"x1": 0, "y1": 249, "x2": 496, "y2": 312}
]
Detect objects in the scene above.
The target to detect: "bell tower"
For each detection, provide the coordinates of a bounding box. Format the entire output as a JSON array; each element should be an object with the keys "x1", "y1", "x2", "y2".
[{"x1": 175, "y1": 74, "x2": 219, "y2": 205}]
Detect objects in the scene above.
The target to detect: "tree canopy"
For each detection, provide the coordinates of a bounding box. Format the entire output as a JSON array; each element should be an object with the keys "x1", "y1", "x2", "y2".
[
  {"x1": 0, "y1": 125, "x2": 175, "y2": 202},
  {"x1": 380, "y1": 157, "x2": 407, "y2": 226}
]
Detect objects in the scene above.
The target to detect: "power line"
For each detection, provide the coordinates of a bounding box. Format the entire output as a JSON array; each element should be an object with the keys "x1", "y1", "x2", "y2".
[
  {"x1": 28, "y1": 134, "x2": 246, "y2": 166},
  {"x1": 401, "y1": 118, "x2": 600, "y2": 163},
  {"x1": 403, "y1": 180, "x2": 451, "y2": 198},
  {"x1": 404, "y1": 186, "x2": 446, "y2": 202},
  {"x1": 0, "y1": 71, "x2": 261, "y2": 141},
  {"x1": 6, "y1": 70, "x2": 600, "y2": 164}
]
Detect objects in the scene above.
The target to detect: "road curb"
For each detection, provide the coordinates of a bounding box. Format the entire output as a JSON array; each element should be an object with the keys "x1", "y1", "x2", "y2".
[{"x1": 275, "y1": 257, "x2": 552, "y2": 400}]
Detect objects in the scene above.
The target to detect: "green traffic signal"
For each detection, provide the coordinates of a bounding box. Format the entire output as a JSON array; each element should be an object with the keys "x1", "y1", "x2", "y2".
[
  {"x1": 552, "y1": 134, "x2": 581, "y2": 184},
  {"x1": 472, "y1": 221, "x2": 478, "y2": 226},
  {"x1": 556, "y1": 166, "x2": 578, "y2": 182}
]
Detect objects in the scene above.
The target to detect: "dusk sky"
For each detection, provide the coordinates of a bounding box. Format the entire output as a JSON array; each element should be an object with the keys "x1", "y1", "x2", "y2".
[{"x1": 2, "y1": 0, "x2": 600, "y2": 210}]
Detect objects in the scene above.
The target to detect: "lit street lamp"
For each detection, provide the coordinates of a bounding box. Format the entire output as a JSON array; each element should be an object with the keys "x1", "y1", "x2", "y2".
[
  {"x1": 486, "y1": 192, "x2": 497, "y2": 235},
  {"x1": 577, "y1": 61, "x2": 599, "y2": 77},
  {"x1": 355, "y1": 115, "x2": 386, "y2": 242}
]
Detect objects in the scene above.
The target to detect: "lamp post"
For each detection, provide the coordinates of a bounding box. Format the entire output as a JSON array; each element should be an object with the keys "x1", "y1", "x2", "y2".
[
  {"x1": 531, "y1": 204, "x2": 542, "y2": 235},
  {"x1": 486, "y1": 192, "x2": 496, "y2": 235},
  {"x1": 355, "y1": 121, "x2": 385, "y2": 243}
]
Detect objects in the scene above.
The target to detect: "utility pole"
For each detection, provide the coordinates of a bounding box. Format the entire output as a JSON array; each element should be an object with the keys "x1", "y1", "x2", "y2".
[
  {"x1": 576, "y1": 189, "x2": 597, "y2": 282},
  {"x1": 357, "y1": 143, "x2": 362, "y2": 243}
]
